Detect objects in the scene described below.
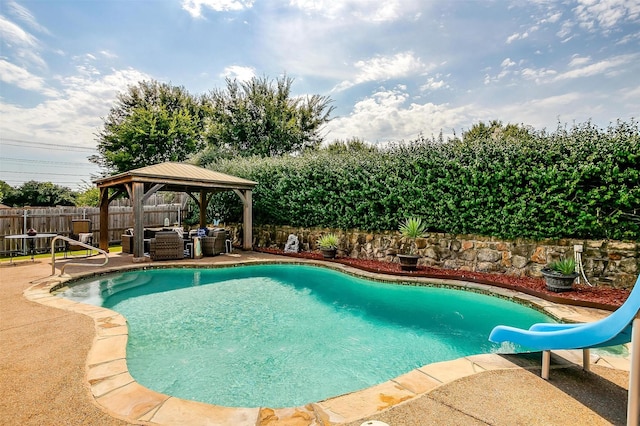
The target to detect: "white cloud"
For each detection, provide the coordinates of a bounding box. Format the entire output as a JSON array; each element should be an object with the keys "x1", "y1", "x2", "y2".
[
  {"x1": 15, "y1": 48, "x2": 47, "y2": 69},
  {"x1": 554, "y1": 54, "x2": 637, "y2": 80},
  {"x1": 6, "y1": 0, "x2": 50, "y2": 35},
  {"x1": 0, "y1": 59, "x2": 57, "y2": 96},
  {"x1": 181, "y1": 0, "x2": 254, "y2": 18},
  {"x1": 501, "y1": 58, "x2": 516, "y2": 68},
  {"x1": 220, "y1": 65, "x2": 255, "y2": 81},
  {"x1": 619, "y1": 84, "x2": 640, "y2": 101},
  {"x1": 0, "y1": 15, "x2": 37, "y2": 47},
  {"x1": 333, "y1": 51, "x2": 430, "y2": 92},
  {"x1": 420, "y1": 76, "x2": 448, "y2": 91},
  {"x1": 568, "y1": 55, "x2": 591, "y2": 67},
  {"x1": 289, "y1": 0, "x2": 419, "y2": 22},
  {"x1": 100, "y1": 50, "x2": 118, "y2": 59},
  {"x1": 573, "y1": 0, "x2": 640, "y2": 33},
  {"x1": 0, "y1": 14, "x2": 48, "y2": 70},
  {"x1": 0, "y1": 67, "x2": 151, "y2": 148},
  {"x1": 325, "y1": 86, "x2": 474, "y2": 142},
  {"x1": 556, "y1": 20, "x2": 575, "y2": 40},
  {"x1": 546, "y1": 11, "x2": 563, "y2": 23},
  {"x1": 617, "y1": 31, "x2": 640, "y2": 45},
  {"x1": 521, "y1": 67, "x2": 558, "y2": 83},
  {"x1": 484, "y1": 58, "x2": 519, "y2": 83},
  {"x1": 506, "y1": 32, "x2": 528, "y2": 44}
]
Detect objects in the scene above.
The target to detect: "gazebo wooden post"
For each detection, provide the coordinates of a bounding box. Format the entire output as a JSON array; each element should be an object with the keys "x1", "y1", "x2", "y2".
[
  {"x1": 199, "y1": 191, "x2": 207, "y2": 228},
  {"x1": 132, "y1": 182, "x2": 145, "y2": 259},
  {"x1": 233, "y1": 189, "x2": 253, "y2": 250},
  {"x1": 99, "y1": 187, "x2": 110, "y2": 252},
  {"x1": 243, "y1": 190, "x2": 252, "y2": 250}
]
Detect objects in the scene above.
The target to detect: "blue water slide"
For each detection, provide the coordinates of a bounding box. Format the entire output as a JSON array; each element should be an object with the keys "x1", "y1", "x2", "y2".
[
  {"x1": 489, "y1": 274, "x2": 640, "y2": 352},
  {"x1": 489, "y1": 275, "x2": 640, "y2": 425}
]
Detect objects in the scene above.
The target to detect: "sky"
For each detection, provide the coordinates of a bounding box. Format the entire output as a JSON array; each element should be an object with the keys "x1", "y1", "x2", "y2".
[{"x1": 1, "y1": 0, "x2": 639, "y2": 191}]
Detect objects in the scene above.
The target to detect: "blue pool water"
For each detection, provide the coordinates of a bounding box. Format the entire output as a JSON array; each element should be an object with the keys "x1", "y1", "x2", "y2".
[{"x1": 59, "y1": 264, "x2": 553, "y2": 408}]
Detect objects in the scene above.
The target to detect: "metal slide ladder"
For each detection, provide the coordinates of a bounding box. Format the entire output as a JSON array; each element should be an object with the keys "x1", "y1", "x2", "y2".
[{"x1": 50, "y1": 235, "x2": 109, "y2": 277}]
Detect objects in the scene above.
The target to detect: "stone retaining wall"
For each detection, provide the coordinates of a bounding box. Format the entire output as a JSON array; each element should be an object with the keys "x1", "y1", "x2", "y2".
[{"x1": 229, "y1": 224, "x2": 639, "y2": 289}]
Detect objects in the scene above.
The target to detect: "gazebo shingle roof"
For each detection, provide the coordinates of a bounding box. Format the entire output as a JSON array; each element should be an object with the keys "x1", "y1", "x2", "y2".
[{"x1": 95, "y1": 162, "x2": 257, "y2": 191}]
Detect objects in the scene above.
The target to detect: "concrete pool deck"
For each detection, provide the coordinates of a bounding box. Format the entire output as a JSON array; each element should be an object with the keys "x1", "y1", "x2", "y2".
[{"x1": 0, "y1": 250, "x2": 632, "y2": 425}]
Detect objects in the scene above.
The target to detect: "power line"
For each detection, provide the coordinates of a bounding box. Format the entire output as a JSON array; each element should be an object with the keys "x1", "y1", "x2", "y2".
[
  {"x1": 1, "y1": 139, "x2": 96, "y2": 152},
  {"x1": 0, "y1": 170, "x2": 95, "y2": 177},
  {"x1": 3, "y1": 180, "x2": 91, "y2": 185},
  {"x1": 1, "y1": 157, "x2": 98, "y2": 167}
]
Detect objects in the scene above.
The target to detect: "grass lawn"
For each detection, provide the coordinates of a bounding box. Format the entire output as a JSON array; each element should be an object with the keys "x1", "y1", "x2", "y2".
[{"x1": 0, "y1": 246, "x2": 123, "y2": 264}]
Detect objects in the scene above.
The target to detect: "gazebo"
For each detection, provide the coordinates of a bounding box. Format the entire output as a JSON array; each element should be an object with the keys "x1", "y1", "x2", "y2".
[{"x1": 94, "y1": 162, "x2": 257, "y2": 258}]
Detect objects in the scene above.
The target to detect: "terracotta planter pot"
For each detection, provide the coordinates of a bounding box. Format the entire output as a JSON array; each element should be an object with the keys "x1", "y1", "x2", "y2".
[
  {"x1": 398, "y1": 254, "x2": 419, "y2": 271},
  {"x1": 541, "y1": 268, "x2": 578, "y2": 292}
]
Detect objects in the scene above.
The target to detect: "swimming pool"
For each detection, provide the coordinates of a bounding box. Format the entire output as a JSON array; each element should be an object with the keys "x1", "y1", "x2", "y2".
[{"x1": 59, "y1": 263, "x2": 554, "y2": 408}]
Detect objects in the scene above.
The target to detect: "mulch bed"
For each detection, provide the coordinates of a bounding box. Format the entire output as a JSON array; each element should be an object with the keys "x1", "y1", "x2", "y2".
[{"x1": 256, "y1": 247, "x2": 631, "y2": 311}]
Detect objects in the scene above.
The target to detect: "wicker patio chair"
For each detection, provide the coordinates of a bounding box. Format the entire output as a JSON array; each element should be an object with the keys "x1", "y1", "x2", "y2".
[
  {"x1": 149, "y1": 231, "x2": 184, "y2": 260},
  {"x1": 202, "y1": 229, "x2": 226, "y2": 256}
]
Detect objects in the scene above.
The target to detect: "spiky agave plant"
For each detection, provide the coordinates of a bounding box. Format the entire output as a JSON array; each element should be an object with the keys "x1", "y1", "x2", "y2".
[
  {"x1": 398, "y1": 217, "x2": 427, "y2": 255},
  {"x1": 548, "y1": 257, "x2": 576, "y2": 275},
  {"x1": 316, "y1": 233, "x2": 339, "y2": 250}
]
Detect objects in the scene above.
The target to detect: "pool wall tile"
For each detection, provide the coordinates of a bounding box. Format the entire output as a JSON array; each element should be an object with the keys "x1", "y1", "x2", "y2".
[
  {"x1": 86, "y1": 334, "x2": 127, "y2": 365},
  {"x1": 257, "y1": 406, "x2": 320, "y2": 425},
  {"x1": 90, "y1": 371, "x2": 135, "y2": 398},
  {"x1": 95, "y1": 324, "x2": 128, "y2": 337},
  {"x1": 149, "y1": 398, "x2": 260, "y2": 425},
  {"x1": 418, "y1": 358, "x2": 486, "y2": 383},
  {"x1": 465, "y1": 354, "x2": 524, "y2": 370},
  {"x1": 87, "y1": 358, "x2": 129, "y2": 382},
  {"x1": 316, "y1": 380, "x2": 415, "y2": 423},
  {"x1": 391, "y1": 369, "x2": 440, "y2": 394},
  {"x1": 95, "y1": 381, "x2": 170, "y2": 421}
]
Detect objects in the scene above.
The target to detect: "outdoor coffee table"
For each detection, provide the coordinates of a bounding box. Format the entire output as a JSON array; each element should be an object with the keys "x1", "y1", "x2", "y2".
[{"x1": 5, "y1": 233, "x2": 58, "y2": 263}]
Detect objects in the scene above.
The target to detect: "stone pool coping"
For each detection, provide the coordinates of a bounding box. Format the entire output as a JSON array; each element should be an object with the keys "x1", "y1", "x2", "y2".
[{"x1": 24, "y1": 253, "x2": 631, "y2": 425}]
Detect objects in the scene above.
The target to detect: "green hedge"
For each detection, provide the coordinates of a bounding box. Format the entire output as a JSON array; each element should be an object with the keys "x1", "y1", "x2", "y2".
[{"x1": 207, "y1": 120, "x2": 639, "y2": 240}]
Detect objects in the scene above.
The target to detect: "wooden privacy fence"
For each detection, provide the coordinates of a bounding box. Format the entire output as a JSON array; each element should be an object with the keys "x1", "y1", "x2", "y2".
[{"x1": 0, "y1": 205, "x2": 185, "y2": 256}]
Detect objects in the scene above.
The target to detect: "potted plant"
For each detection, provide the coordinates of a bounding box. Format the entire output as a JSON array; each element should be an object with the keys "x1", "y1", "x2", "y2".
[
  {"x1": 541, "y1": 257, "x2": 578, "y2": 292},
  {"x1": 398, "y1": 217, "x2": 427, "y2": 271},
  {"x1": 317, "y1": 233, "x2": 339, "y2": 259}
]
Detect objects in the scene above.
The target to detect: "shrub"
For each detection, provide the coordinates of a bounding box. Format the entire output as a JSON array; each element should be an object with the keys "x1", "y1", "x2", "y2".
[{"x1": 208, "y1": 119, "x2": 639, "y2": 240}]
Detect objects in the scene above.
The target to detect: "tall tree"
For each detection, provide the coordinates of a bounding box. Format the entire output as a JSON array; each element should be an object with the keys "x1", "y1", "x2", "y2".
[
  {"x1": 324, "y1": 137, "x2": 378, "y2": 154},
  {"x1": 91, "y1": 80, "x2": 206, "y2": 173},
  {"x1": 3, "y1": 181, "x2": 76, "y2": 207},
  {"x1": 461, "y1": 120, "x2": 534, "y2": 142},
  {"x1": 0, "y1": 180, "x2": 13, "y2": 204},
  {"x1": 201, "y1": 75, "x2": 335, "y2": 160}
]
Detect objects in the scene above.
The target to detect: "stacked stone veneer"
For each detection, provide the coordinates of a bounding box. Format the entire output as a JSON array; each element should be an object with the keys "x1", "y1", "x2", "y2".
[{"x1": 228, "y1": 225, "x2": 639, "y2": 289}]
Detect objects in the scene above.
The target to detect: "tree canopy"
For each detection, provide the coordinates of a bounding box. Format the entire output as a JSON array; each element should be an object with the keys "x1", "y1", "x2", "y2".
[
  {"x1": 0, "y1": 180, "x2": 12, "y2": 204},
  {"x1": 91, "y1": 80, "x2": 206, "y2": 173},
  {"x1": 199, "y1": 75, "x2": 335, "y2": 161},
  {"x1": 2, "y1": 181, "x2": 76, "y2": 207}
]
